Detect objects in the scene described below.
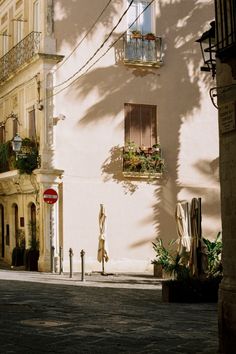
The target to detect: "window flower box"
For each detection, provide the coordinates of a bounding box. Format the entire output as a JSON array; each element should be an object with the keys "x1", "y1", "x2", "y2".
[
  {"x1": 144, "y1": 33, "x2": 156, "y2": 41},
  {"x1": 123, "y1": 142, "x2": 165, "y2": 177}
]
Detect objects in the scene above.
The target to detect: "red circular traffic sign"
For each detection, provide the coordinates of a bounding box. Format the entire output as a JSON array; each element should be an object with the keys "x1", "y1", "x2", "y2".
[{"x1": 43, "y1": 188, "x2": 58, "y2": 204}]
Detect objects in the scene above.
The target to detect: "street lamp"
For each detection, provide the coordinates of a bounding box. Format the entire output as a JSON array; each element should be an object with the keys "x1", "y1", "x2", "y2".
[
  {"x1": 12, "y1": 133, "x2": 23, "y2": 159},
  {"x1": 196, "y1": 21, "x2": 216, "y2": 79}
]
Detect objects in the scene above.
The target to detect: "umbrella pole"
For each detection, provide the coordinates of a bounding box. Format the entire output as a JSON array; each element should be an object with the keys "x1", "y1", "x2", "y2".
[{"x1": 102, "y1": 256, "x2": 105, "y2": 275}]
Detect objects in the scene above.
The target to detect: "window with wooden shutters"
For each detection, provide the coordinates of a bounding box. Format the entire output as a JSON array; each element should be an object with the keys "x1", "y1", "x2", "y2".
[
  {"x1": 124, "y1": 103, "x2": 157, "y2": 147},
  {"x1": 28, "y1": 109, "x2": 36, "y2": 140},
  {"x1": 13, "y1": 117, "x2": 18, "y2": 137},
  {"x1": 0, "y1": 126, "x2": 4, "y2": 143},
  {"x1": 123, "y1": 103, "x2": 164, "y2": 176}
]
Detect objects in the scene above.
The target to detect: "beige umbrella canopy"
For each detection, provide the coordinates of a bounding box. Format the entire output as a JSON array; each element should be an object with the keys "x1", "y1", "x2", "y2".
[
  {"x1": 175, "y1": 202, "x2": 191, "y2": 254},
  {"x1": 97, "y1": 204, "x2": 109, "y2": 274}
]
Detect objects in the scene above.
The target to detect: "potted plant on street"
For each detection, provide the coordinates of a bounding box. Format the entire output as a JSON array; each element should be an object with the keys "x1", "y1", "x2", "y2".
[{"x1": 24, "y1": 221, "x2": 39, "y2": 271}]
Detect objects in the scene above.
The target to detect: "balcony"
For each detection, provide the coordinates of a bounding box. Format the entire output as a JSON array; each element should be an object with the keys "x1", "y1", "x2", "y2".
[
  {"x1": 0, "y1": 138, "x2": 39, "y2": 174},
  {"x1": 123, "y1": 33, "x2": 163, "y2": 67},
  {"x1": 0, "y1": 31, "x2": 41, "y2": 82},
  {"x1": 215, "y1": 0, "x2": 236, "y2": 61}
]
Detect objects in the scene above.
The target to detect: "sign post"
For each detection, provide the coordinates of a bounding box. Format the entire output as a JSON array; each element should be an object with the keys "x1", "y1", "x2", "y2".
[{"x1": 43, "y1": 188, "x2": 58, "y2": 273}]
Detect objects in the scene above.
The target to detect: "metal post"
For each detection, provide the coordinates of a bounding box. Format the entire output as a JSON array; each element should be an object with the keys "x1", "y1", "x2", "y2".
[
  {"x1": 59, "y1": 246, "x2": 63, "y2": 275},
  {"x1": 80, "y1": 249, "x2": 85, "y2": 282},
  {"x1": 69, "y1": 248, "x2": 73, "y2": 278},
  {"x1": 51, "y1": 246, "x2": 55, "y2": 273}
]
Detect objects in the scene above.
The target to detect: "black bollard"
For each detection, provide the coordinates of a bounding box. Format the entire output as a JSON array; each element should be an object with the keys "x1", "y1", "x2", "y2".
[
  {"x1": 80, "y1": 249, "x2": 85, "y2": 282},
  {"x1": 69, "y1": 248, "x2": 73, "y2": 278},
  {"x1": 51, "y1": 246, "x2": 55, "y2": 273},
  {"x1": 59, "y1": 246, "x2": 63, "y2": 275}
]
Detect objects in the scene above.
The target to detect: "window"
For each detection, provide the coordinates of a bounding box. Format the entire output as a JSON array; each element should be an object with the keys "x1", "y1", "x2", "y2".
[
  {"x1": 0, "y1": 126, "x2": 5, "y2": 143},
  {"x1": 15, "y1": 16, "x2": 23, "y2": 44},
  {"x1": 28, "y1": 109, "x2": 36, "y2": 139},
  {"x1": 13, "y1": 117, "x2": 18, "y2": 137},
  {"x1": 33, "y1": 1, "x2": 40, "y2": 32},
  {"x1": 123, "y1": 103, "x2": 164, "y2": 175},
  {"x1": 128, "y1": 0, "x2": 153, "y2": 34},
  {"x1": 2, "y1": 30, "x2": 8, "y2": 55},
  {"x1": 124, "y1": 103, "x2": 157, "y2": 147}
]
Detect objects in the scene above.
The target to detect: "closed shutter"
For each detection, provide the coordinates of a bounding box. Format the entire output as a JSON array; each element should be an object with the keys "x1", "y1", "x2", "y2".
[
  {"x1": 13, "y1": 118, "x2": 18, "y2": 137},
  {"x1": 0, "y1": 127, "x2": 4, "y2": 143},
  {"x1": 29, "y1": 109, "x2": 36, "y2": 139},
  {"x1": 124, "y1": 103, "x2": 157, "y2": 147}
]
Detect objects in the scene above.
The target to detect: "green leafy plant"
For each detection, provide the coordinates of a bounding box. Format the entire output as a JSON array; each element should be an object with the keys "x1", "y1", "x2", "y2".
[
  {"x1": 0, "y1": 141, "x2": 14, "y2": 172},
  {"x1": 0, "y1": 138, "x2": 39, "y2": 174},
  {"x1": 15, "y1": 138, "x2": 39, "y2": 174},
  {"x1": 151, "y1": 238, "x2": 174, "y2": 272},
  {"x1": 123, "y1": 142, "x2": 165, "y2": 174},
  {"x1": 24, "y1": 221, "x2": 39, "y2": 271},
  {"x1": 203, "y1": 232, "x2": 222, "y2": 278},
  {"x1": 152, "y1": 238, "x2": 191, "y2": 281}
]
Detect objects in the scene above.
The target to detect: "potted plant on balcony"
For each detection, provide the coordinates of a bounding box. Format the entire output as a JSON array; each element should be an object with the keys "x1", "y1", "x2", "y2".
[
  {"x1": 144, "y1": 32, "x2": 156, "y2": 41},
  {"x1": 15, "y1": 138, "x2": 39, "y2": 174},
  {"x1": 131, "y1": 30, "x2": 142, "y2": 39}
]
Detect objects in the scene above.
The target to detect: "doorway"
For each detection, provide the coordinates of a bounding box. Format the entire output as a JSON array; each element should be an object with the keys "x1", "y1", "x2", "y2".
[{"x1": 0, "y1": 205, "x2": 4, "y2": 257}]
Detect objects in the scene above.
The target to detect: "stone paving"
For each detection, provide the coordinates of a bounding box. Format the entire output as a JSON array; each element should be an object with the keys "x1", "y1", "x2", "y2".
[{"x1": 0, "y1": 262, "x2": 219, "y2": 354}]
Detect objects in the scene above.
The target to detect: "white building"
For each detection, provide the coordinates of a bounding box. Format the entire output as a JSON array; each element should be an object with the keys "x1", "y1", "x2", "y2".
[{"x1": 0, "y1": 0, "x2": 221, "y2": 273}]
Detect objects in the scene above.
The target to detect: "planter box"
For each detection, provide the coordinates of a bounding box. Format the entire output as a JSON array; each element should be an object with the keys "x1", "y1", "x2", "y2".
[
  {"x1": 162, "y1": 277, "x2": 221, "y2": 303},
  {"x1": 153, "y1": 263, "x2": 162, "y2": 278}
]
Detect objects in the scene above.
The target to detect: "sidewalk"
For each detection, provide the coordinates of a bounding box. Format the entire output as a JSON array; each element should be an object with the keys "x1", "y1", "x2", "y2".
[{"x1": 0, "y1": 259, "x2": 219, "y2": 354}]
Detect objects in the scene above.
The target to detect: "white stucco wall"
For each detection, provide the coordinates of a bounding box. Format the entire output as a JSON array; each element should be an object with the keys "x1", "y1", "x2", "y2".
[{"x1": 52, "y1": 0, "x2": 220, "y2": 272}]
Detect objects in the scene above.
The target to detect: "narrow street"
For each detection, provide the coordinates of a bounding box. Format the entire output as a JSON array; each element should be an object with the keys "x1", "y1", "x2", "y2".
[{"x1": 0, "y1": 269, "x2": 218, "y2": 354}]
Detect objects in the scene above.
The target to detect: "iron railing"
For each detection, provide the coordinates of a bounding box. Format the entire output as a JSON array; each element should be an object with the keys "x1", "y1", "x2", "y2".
[
  {"x1": 215, "y1": 0, "x2": 236, "y2": 52},
  {"x1": 0, "y1": 31, "x2": 41, "y2": 82},
  {"x1": 123, "y1": 33, "x2": 163, "y2": 66}
]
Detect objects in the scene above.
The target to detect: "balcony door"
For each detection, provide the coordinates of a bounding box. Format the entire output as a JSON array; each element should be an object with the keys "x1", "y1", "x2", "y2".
[
  {"x1": 15, "y1": 17, "x2": 24, "y2": 44},
  {"x1": 0, "y1": 205, "x2": 4, "y2": 258},
  {"x1": 2, "y1": 30, "x2": 8, "y2": 55},
  {"x1": 128, "y1": 0, "x2": 153, "y2": 34},
  {"x1": 33, "y1": 1, "x2": 40, "y2": 32}
]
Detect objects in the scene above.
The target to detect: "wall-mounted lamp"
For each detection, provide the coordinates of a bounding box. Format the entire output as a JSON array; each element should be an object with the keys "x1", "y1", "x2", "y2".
[
  {"x1": 12, "y1": 133, "x2": 22, "y2": 159},
  {"x1": 196, "y1": 21, "x2": 216, "y2": 79}
]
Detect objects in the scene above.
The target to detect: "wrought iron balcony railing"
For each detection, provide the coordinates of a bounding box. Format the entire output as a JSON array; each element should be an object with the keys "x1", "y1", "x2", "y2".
[
  {"x1": 0, "y1": 31, "x2": 41, "y2": 82},
  {"x1": 123, "y1": 33, "x2": 163, "y2": 67},
  {"x1": 215, "y1": 0, "x2": 236, "y2": 56}
]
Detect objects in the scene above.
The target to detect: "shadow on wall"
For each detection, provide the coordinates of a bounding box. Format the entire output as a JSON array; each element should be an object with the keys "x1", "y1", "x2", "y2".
[
  {"x1": 54, "y1": 1, "x2": 218, "y2": 247},
  {"x1": 54, "y1": 0, "x2": 123, "y2": 51}
]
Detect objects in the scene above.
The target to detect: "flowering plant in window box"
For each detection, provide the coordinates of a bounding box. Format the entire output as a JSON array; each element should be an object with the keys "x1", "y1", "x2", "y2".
[
  {"x1": 123, "y1": 142, "x2": 165, "y2": 175},
  {"x1": 131, "y1": 30, "x2": 142, "y2": 39},
  {"x1": 144, "y1": 32, "x2": 156, "y2": 41}
]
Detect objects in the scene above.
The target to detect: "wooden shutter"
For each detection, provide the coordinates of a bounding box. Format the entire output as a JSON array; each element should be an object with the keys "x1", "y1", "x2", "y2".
[
  {"x1": 124, "y1": 103, "x2": 157, "y2": 147},
  {"x1": 0, "y1": 127, "x2": 4, "y2": 143},
  {"x1": 29, "y1": 109, "x2": 36, "y2": 139},
  {"x1": 13, "y1": 118, "x2": 18, "y2": 137}
]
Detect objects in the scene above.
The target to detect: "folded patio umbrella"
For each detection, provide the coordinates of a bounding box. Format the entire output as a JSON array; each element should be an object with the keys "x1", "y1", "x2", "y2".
[
  {"x1": 97, "y1": 204, "x2": 109, "y2": 274},
  {"x1": 175, "y1": 202, "x2": 191, "y2": 253}
]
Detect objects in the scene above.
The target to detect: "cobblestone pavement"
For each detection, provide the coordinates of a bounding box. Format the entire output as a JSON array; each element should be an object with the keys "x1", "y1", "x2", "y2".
[{"x1": 0, "y1": 265, "x2": 219, "y2": 354}]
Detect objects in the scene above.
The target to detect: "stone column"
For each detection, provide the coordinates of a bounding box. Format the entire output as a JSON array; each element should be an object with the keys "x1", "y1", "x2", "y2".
[
  {"x1": 34, "y1": 169, "x2": 63, "y2": 272},
  {"x1": 217, "y1": 61, "x2": 236, "y2": 353}
]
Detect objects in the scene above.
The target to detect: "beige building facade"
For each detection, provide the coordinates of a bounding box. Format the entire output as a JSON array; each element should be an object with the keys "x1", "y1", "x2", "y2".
[
  {"x1": 0, "y1": 0, "x2": 221, "y2": 273},
  {"x1": 213, "y1": 0, "x2": 236, "y2": 352}
]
